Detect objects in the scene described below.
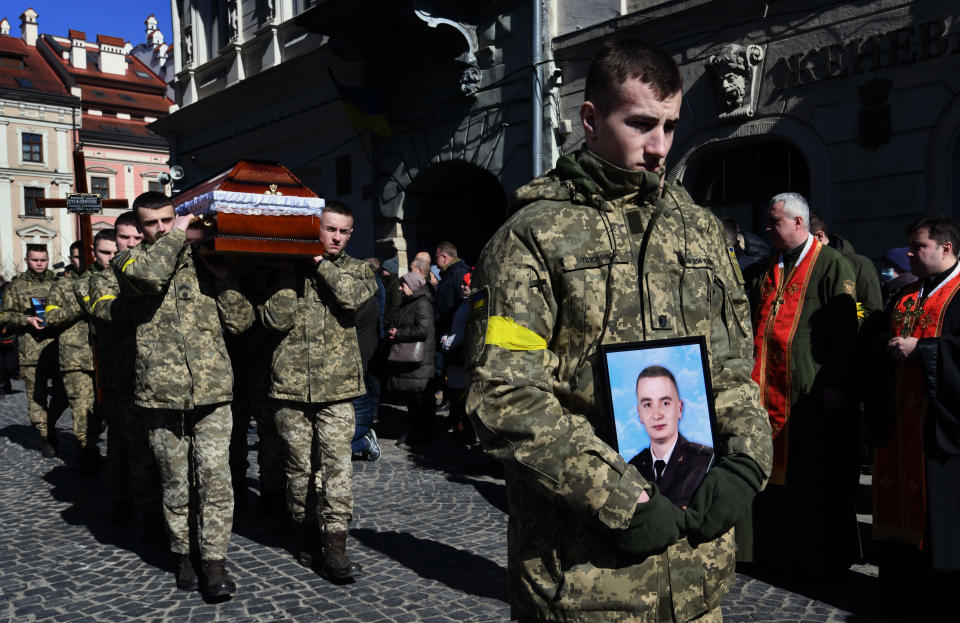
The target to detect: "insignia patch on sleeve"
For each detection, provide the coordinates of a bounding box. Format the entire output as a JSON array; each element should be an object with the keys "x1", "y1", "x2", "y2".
[
  {"x1": 728, "y1": 246, "x2": 745, "y2": 285},
  {"x1": 466, "y1": 286, "x2": 490, "y2": 363}
]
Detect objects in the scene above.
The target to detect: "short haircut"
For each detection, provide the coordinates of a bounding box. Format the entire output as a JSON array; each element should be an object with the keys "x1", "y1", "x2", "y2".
[
  {"x1": 907, "y1": 215, "x2": 960, "y2": 251},
  {"x1": 69, "y1": 240, "x2": 82, "y2": 254},
  {"x1": 436, "y1": 241, "x2": 458, "y2": 258},
  {"x1": 132, "y1": 191, "x2": 172, "y2": 220},
  {"x1": 410, "y1": 257, "x2": 430, "y2": 274},
  {"x1": 585, "y1": 38, "x2": 682, "y2": 113},
  {"x1": 323, "y1": 200, "x2": 352, "y2": 218},
  {"x1": 94, "y1": 229, "x2": 117, "y2": 246},
  {"x1": 808, "y1": 211, "x2": 829, "y2": 237},
  {"x1": 770, "y1": 192, "x2": 809, "y2": 228},
  {"x1": 635, "y1": 365, "x2": 679, "y2": 396},
  {"x1": 26, "y1": 243, "x2": 48, "y2": 256},
  {"x1": 114, "y1": 210, "x2": 141, "y2": 231}
]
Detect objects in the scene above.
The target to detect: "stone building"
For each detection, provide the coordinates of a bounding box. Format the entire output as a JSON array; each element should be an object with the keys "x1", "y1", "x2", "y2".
[
  {"x1": 0, "y1": 10, "x2": 78, "y2": 279},
  {"x1": 150, "y1": 0, "x2": 547, "y2": 265},
  {"x1": 552, "y1": 0, "x2": 960, "y2": 258},
  {"x1": 129, "y1": 15, "x2": 175, "y2": 100}
]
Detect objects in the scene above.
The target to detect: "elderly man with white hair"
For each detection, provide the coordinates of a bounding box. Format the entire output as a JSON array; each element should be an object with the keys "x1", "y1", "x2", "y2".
[{"x1": 741, "y1": 191, "x2": 861, "y2": 580}]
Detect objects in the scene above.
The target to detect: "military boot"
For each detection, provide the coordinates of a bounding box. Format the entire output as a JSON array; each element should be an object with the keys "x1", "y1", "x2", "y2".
[
  {"x1": 318, "y1": 531, "x2": 362, "y2": 581},
  {"x1": 40, "y1": 431, "x2": 58, "y2": 458},
  {"x1": 174, "y1": 554, "x2": 199, "y2": 591},
  {"x1": 295, "y1": 520, "x2": 315, "y2": 568},
  {"x1": 201, "y1": 559, "x2": 236, "y2": 600}
]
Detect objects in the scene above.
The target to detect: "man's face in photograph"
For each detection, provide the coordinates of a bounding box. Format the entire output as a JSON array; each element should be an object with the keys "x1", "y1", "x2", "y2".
[{"x1": 636, "y1": 374, "x2": 683, "y2": 446}]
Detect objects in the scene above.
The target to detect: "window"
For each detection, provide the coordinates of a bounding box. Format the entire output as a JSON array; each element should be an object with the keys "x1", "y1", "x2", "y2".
[
  {"x1": 148, "y1": 181, "x2": 162, "y2": 192},
  {"x1": 22, "y1": 133, "x2": 42, "y2": 162},
  {"x1": 90, "y1": 177, "x2": 110, "y2": 199},
  {"x1": 24, "y1": 187, "x2": 45, "y2": 217},
  {"x1": 134, "y1": 70, "x2": 150, "y2": 78},
  {"x1": 0, "y1": 55, "x2": 26, "y2": 70},
  {"x1": 118, "y1": 93, "x2": 135, "y2": 102},
  {"x1": 15, "y1": 77, "x2": 34, "y2": 88},
  {"x1": 336, "y1": 155, "x2": 351, "y2": 196}
]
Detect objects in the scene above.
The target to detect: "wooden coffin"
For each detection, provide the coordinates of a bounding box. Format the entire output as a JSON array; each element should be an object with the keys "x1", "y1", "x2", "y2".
[{"x1": 173, "y1": 160, "x2": 325, "y2": 256}]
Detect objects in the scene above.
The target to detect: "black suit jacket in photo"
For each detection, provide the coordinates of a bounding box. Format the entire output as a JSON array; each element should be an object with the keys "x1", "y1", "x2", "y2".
[{"x1": 629, "y1": 434, "x2": 714, "y2": 508}]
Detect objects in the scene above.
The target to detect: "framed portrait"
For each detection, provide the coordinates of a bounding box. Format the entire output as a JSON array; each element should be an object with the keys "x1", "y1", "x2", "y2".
[{"x1": 600, "y1": 336, "x2": 720, "y2": 508}]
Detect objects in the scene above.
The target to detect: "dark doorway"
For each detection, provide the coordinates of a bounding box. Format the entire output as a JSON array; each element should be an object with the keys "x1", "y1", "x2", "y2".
[
  {"x1": 402, "y1": 161, "x2": 508, "y2": 266},
  {"x1": 953, "y1": 133, "x2": 960, "y2": 219},
  {"x1": 686, "y1": 140, "x2": 810, "y2": 236}
]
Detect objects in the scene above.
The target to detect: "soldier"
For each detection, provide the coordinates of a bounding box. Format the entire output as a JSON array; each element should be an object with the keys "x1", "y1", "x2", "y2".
[
  {"x1": 87, "y1": 211, "x2": 159, "y2": 524},
  {"x1": 0, "y1": 244, "x2": 68, "y2": 457},
  {"x1": 44, "y1": 231, "x2": 118, "y2": 471},
  {"x1": 112, "y1": 192, "x2": 253, "y2": 599},
  {"x1": 260, "y1": 200, "x2": 376, "y2": 582},
  {"x1": 465, "y1": 38, "x2": 773, "y2": 622}
]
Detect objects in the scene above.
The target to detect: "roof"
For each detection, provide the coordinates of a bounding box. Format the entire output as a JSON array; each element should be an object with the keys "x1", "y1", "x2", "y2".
[
  {"x1": 40, "y1": 35, "x2": 169, "y2": 92},
  {"x1": 0, "y1": 34, "x2": 71, "y2": 96},
  {"x1": 96, "y1": 34, "x2": 125, "y2": 48},
  {"x1": 82, "y1": 113, "x2": 155, "y2": 137},
  {"x1": 81, "y1": 84, "x2": 169, "y2": 116}
]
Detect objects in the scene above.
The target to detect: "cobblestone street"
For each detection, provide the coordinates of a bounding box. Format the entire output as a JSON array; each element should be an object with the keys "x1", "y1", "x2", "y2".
[{"x1": 0, "y1": 380, "x2": 898, "y2": 622}]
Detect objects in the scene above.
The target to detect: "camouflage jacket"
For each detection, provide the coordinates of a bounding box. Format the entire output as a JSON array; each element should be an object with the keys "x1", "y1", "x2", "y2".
[
  {"x1": 113, "y1": 228, "x2": 254, "y2": 409},
  {"x1": 87, "y1": 265, "x2": 138, "y2": 393},
  {"x1": 260, "y1": 253, "x2": 376, "y2": 403},
  {"x1": 465, "y1": 148, "x2": 774, "y2": 623},
  {"x1": 0, "y1": 269, "x2": 59, "y2": 366},
  {"x1": 44, "y1": 265, "x2": 105, "y2": 372}
]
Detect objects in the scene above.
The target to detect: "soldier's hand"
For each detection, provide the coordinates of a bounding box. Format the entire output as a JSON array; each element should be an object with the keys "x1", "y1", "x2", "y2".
[
  {"x1": 27, "y1": 316, "x2": 44, "y2": 331},
  {"x1": 617, "y1": 483, "x2": 684, "y2": 557},
  {"x1": 683, "y1": 454, "x2": 763, "y2": 544}
]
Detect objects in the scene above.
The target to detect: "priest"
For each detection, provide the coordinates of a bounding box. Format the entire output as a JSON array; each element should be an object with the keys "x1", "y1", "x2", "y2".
[
  {"x1": 874, "y1": 214, "x2": 960, "y2": 618},
  {"x1": 743, "y1": 192, "x2": 860, "y2": 578}
]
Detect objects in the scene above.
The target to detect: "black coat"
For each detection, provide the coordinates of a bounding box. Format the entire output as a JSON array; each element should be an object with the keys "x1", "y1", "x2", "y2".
[
  {"x1": 435, "y1": 258, "x2": 470, "y2": 334},
  {"x1": 386, "y1": 286, "x2": 436, "y2": 393},
  {"x1": 629, "y1": 435, "x2": 714, "y2": 509}
]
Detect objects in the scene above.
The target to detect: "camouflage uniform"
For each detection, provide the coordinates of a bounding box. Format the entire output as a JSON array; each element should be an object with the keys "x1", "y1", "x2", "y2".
[
  {"x1": 88, "y1": 267, "x2": 161, "y2": 513},
  {"x1": 260, "y1": 255, "x2": 376, "y2": 531},
  {"x1": 0, "y1": 269, "x2": 67, "y2": 439},
  {"x1": 466, "y1": 148, "x2": 774, "y2": 623},
  {"x1": 114, "y1": 228, "x2": 253, "y2": 560},
  {"x1": 44, "y1": 265, "x2": 102, "y2": 449}
]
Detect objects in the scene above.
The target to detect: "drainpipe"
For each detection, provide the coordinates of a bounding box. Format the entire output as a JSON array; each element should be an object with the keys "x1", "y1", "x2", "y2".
[{"x1": 531, "y1": 0, "x2": 543, "y2": 178}]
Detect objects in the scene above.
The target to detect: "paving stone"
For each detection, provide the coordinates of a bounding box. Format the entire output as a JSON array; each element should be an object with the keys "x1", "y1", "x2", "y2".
[{"x1": 0, "y1": 384, "x2": 897, "y2": 621}]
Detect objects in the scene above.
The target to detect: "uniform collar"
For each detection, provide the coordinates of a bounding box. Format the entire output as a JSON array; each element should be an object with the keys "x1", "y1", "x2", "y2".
[{"x1": 556, "y1": 147, "x2": 664, "y2": 204}]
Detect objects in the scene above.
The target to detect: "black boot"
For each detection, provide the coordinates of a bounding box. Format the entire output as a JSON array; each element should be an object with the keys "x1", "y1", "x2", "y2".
[
  {"x1": 40, "y1": 431, "x2": 58, "y2": 458},
  {"x1": 174, "y1": 554, "x2": 199, "y2": 591},
  {"x1": 318, "y1": 531, "x2": 362, "y2": 581},
  {"x1": 201, "y1": 559, "x2": 236, "y2": 600},
  {"x1": 295, "y1": 520, "x2": 315, "y2": 568}
]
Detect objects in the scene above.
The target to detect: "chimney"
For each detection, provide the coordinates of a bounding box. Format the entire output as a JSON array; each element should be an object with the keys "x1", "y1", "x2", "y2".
[
  {"x1": 20, "y1": 8, "x2": 37, "y2": 46},
  {"x1": 69, "y1": 30, "x2": 87, "y2": 69},
  {"x1": 97, "y1": 34, "x2": 128, "y2": 75},
  {"x1": 1, "y1": 18, "x2": 11, "y2": 36}
]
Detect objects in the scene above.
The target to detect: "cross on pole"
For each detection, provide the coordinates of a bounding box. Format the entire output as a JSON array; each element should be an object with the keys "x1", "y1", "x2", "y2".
[{"x1": 36, "y1": 148, "x2": 129, "y2": 271}]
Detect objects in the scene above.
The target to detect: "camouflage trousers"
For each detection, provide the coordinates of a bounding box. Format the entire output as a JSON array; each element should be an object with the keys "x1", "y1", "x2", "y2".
[
  {"x1": 145, "y1": 403, "x2": 234, "y2": 560},
  {"x1": 275, "y1": 399, "x2": 354, "y2": 532},
  {"x1": 62, "y1": 370, "x2": 101, "y2": 448},
  {"x1": 105, "y1": 392, "x2": 160, "y2": 512},
  {"x1": 21, "y1": 357, "x2": 68, "y2": 439},
  {"x1": 516, "y1": 605, "x2": 721, "y2": 623}
]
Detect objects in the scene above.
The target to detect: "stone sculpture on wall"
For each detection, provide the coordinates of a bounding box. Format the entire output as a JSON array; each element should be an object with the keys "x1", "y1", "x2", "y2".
[{"x1": 708, "y1": 43, "x2": 765, "y2": 120}]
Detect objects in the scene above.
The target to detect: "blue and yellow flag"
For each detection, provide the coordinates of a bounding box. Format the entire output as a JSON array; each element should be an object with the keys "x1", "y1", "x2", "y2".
[{"x1": 329, "y1": 69, "x2": 393, "y2": 138}]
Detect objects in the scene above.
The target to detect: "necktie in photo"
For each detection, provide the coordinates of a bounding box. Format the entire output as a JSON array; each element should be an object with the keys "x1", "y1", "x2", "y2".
[{"x1": 654, "y1": 459, "x2": 666, "y2": 483}]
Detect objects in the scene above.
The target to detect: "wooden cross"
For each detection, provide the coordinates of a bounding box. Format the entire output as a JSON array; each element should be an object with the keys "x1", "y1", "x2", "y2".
[
  {"x1": 892, "y1": 298, "x2": 926, "y2": 337},
  {"x1": 35, "y1": 148, "x2": 129, "y2": 271}
]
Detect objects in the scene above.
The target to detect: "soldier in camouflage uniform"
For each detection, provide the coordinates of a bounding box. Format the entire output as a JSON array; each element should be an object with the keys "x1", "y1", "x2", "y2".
[
  {"x1": 465, "y1": 39, "x2": 773, "y2": 622},
  {"x1": 113, "y1": 192, "x2": 254, "y2": 599},
  {"x1": 87, "y1": 212, "x2": 161, "y2": 524},
  {"x1": 0, "y1": 244, "x2": 68, "y2": 457},
  {"x1": 44, "y1": 234, "x2": 117, "y2": 471},
  {"x1": 260, "y1": 200, "x2": 376, "y2": 582}
]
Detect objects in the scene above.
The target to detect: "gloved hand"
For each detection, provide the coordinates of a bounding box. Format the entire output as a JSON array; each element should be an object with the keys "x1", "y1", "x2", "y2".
[
  {"x1": 617, "y1": 483, "x2": 685, "y2": 556},
  {"x1": 683, "y1": 454, "x2": 764, "y2": 544}
]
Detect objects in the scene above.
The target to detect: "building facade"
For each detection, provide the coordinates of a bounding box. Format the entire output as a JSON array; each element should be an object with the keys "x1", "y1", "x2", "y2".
[
  {"x1": 0, "y1": 11, "x2": 79, "y2": 279},
  {"x1": 552, "y1": 0, "x2": 960, "y2": 259}
]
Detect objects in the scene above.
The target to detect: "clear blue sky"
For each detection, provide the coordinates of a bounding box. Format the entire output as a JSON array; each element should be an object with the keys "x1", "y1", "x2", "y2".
[{"x1": 5, "y1": 1, "x2": 173, "y2": 48}]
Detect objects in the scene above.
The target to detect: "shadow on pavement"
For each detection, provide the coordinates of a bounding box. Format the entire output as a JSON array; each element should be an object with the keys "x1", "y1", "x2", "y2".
[
  {"x1": 0, "y1": 423, "x2": 42, "y2": 452},
  {"x1": 445, "y1": 475, "x2": 508, "y2": 514},
  {"x1": 350, "y1": 528, "x2": 508, "y2": 603},
  {"x1": 41, "y1": 462, "x2": 170, "y2": 574}
]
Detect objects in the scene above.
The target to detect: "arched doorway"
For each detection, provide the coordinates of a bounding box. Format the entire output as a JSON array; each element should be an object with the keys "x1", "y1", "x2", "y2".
[
  {"x1": 401, "y1": 160, "x2": 508, "y2": 266},
  {"x1": 685, "y1": 139, "x2": 810, "y2": 236}
]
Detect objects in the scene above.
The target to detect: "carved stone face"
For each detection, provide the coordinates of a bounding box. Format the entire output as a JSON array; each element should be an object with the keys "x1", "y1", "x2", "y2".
[{"x1": 720, "y1": 70, "x2": 747, "y2": 109}]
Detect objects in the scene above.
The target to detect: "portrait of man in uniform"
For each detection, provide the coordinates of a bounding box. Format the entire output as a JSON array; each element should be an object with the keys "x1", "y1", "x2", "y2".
[{"x1": 603, "y1": 340, "x2": 717, "y2": 508}]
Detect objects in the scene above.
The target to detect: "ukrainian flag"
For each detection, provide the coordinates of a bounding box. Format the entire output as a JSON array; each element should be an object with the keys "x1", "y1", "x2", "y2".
[{"x1": 329, "y1": 69, "x2": 393, "y2": 138}]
